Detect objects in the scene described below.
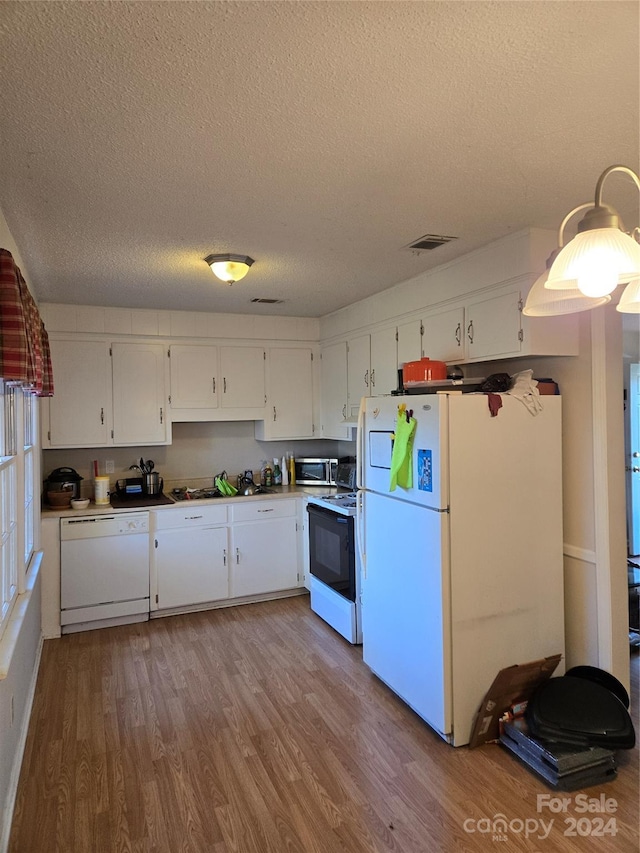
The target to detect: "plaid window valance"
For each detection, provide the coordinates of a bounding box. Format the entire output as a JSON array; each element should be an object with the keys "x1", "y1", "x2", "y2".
[{"x1": 0, "y1": 248, "x2": 54, "y2": 396}]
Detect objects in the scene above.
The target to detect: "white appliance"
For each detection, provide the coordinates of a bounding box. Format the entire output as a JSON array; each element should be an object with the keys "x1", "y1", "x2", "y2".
[
  {"x1": 357, "y1": 392, "x2": 565, "y2": 746},
  {"x1": 306, "y1": 491, "x2": 362, "y2": 644},
  {"x1": 60, "y1": 512, "x2": 150, "y2": 633}
]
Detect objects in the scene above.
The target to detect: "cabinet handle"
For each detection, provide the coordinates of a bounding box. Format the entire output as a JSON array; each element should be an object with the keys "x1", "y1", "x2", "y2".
[
  {"x1": 273, "y1": 406, "x2": 277, "y2": 422},
  {"x1": 342, "y1": 404, "x2": 347, "y2": 419},
  {"x1": 236, "y1": 547, "x2": 240, "y2": 564},
  {"x1": 467, "y1": 320, "x2": 474, "y2": 344},
  {"x1": 100, "y1": 407, "x2": 104, "y2": 424},
  {"x1": 370, "y1": 368, "x2": 375, "y2": 387},
  {"x1": 160, "y1": 407, "x2": 164, "y2": 424},
  {"x1": 223, "y1": 548, "x2": 227, "y2": 566},
  {"x1": 186, "y1": 515, "x2": 204, "y2": 520},
  {"x1": 258, "y1": 508, "x2": 274, "y2": 513},
  {"x1": 455, "y1": 323, "x2": 462, "y2": 346},
  {"x1": 364, "y1": 369, "x2": 369, "y2": 387},
  {"x1": 212, "y1": 377, "x2": 216, "y2": 393},
  {"x1": 223, "y1": 377, "x2": 227, "y2": 393}
]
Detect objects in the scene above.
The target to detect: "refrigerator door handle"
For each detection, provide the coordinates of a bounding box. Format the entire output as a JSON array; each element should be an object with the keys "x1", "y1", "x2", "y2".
[
  {"x1": 356, "y1": 396, "x2": 365, "y2": 489},
  {"x1": 356, "y1": 489, "x2": 366, "y2": 578}
]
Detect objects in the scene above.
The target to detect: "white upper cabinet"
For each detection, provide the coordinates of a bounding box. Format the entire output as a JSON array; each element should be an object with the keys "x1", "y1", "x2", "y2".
[
  {"x1": 320, "y1": 340, "x2": 350, "y2": 439},
  {"x1": 111, "y1": 342, "x2": 169, "y2": 444},
  {"x1": 169, "y1": 344, "x2": 218, "y2": 409},
  {"x1": 255, "y1": 347, "x2": 315, "y2": 440},
  {"x1": 45, "y1": 338, "x2": 112, "y2": 447},
  {"x1": 347, "y1": 334, "x2": 371, "y2": 418},
  {"x1": 219, "y1": 346, "x2": 265, "y2": 408},
  {"x1": 397, "y1": 320, "x2": 422, "y2": 368},
  {"x1": 464, "y1": 289, "x2": 523, "y2": 361},
  {"x1": 370, "y1": 327, "x2": 398, "y2": 397},
  {"x1": 421, "y1": 307, "x2": 465, "y2": 363}
]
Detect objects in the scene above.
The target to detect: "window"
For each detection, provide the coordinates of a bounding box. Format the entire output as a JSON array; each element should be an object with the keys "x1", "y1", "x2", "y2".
[{"x1": 0, "y1": 381, "x2": 39, "y2": 638}]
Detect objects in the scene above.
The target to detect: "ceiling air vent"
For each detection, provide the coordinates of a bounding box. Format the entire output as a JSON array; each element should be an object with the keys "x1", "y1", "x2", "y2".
[
  {"x1": 250, "y1": 297, "x2": 283, "y2": 304},
  {"x1": 404, "y1": 234, "x2": 457, "y2": 252}
]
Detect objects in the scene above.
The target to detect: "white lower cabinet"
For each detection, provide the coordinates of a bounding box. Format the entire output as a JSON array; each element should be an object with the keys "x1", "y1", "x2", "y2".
[
  {"x1": 154, "y1": 526, "x2": 229, "y2": 609},
  {"x1": 230, "y1": 500, "x2": 300, "y2": 597},
  {"x1": 151, "y1": 505, "x2": 229, "y2": 610},
  {"x1": 151, "y1": 498, "x2": 302, "y2": 613}
]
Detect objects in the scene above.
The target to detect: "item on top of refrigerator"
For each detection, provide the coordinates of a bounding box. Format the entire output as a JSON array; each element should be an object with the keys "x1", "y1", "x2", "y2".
[
  {"x1": 402, "y1": 357, "x2": 447, "y2": 386},
  {"x1": 479, "y1": 373, "x2": 512, "y2": 393}
]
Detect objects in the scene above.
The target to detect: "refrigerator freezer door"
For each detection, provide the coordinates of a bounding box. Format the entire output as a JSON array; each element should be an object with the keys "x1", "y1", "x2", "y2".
[
  {"x1": 363, "y1": 395, "x2": 448, "y2": 510},
  {"x1": 362, "y1": 489, "x2": 452, "y2": 739}
]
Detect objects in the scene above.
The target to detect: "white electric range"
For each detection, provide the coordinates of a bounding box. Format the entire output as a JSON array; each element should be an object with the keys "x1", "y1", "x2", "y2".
[{"x1": 306, "y1": 488, "x2": 362, "y2": 644}]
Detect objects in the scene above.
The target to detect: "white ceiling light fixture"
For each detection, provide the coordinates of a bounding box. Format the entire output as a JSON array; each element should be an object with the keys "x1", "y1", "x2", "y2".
[
  {"x1": 524, "y1": 204, "x2": 612, "y2": 316},
  {"x1": 204, "y1": 253, "x2": 255, "y2": 285},
  {"x1": 544, "y1": 165, "x2": 640, "y2": 303}
]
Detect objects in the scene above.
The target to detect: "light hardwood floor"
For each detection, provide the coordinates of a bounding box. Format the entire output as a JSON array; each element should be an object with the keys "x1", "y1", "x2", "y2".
[{"x1": 9, "y1": 596, "x2": 640, "y2": 852}]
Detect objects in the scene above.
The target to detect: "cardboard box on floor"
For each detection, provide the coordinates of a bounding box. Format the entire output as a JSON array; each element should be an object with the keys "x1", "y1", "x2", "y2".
[{"x1": 469, "y1": 654, "x2": 562, "y2": 748}]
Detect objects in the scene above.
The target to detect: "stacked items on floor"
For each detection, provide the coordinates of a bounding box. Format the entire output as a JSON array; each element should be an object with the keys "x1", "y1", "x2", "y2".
[{"x1": 499, "y1": 666, "x2": 635, "y2": 790}]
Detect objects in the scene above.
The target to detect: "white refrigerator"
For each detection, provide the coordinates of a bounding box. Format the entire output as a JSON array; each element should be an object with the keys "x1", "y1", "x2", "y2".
[{"x1": 357, "y1": 392, "x2": 565, "y2": 747}]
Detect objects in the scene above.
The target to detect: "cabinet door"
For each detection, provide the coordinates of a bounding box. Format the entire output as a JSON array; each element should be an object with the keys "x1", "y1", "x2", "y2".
[
  {"x1": 422, "y1": 307, "x2": 465, "y2": 363},
  {"x1": 112, "y1": 342, "x2": 168, "y2": 444},
  {"x1": 347, "y1": 334, "x2": 371, "y2": 419},
  {"x1": 219, "y1": 346, "x2": 265, "y2": 408},
  {"x1": 264, "y1": 347, "x2": 314, "y2": 439},
  {"x1": 155, "y1": 526, "x2": 229, "y2": 609},
  {"x1": 320, "y1": 341, "x2": 349, "y2": 439},
  {"x1": 397, "y1": 320, "x2": 422, "y2": 367},
  {"x1": 465, "y1": 290, "x2": 522, "y2": 361},
  {"x1": 230, "y1": 516, "x2": 299, "y2": 597},
  {"x1": 169, "y1": 345, "x2": 218, "y2": 409},
  {"x1": 370, "y1": 328, "x2": 398, "y2": 397},
  {"x1": 47, "y1": 339, "x2": 112, "y2": 447}
]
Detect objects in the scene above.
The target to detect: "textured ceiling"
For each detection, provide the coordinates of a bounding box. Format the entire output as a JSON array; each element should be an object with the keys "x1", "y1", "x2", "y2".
[{"x1": 0, "y1": 1, "x2": 638, "y2": 318}]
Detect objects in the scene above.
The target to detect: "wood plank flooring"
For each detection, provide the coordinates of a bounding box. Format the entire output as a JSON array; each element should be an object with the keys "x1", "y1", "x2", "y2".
[{"x1": 9, "y1": 597, "x2": 640, "y2": 852}]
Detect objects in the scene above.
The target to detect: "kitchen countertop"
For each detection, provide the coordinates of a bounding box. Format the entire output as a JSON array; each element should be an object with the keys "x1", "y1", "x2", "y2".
[{"x1": 40, "y1": 484, "x2": 343, "y2": 518}]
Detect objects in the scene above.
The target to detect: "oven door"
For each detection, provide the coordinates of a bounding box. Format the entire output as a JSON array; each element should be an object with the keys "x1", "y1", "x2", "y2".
[{"x1": 306, "y1": 503, "x2": 355, "y2": 602}]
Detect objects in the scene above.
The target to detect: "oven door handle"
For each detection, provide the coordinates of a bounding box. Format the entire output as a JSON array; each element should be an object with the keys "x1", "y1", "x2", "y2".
[{"x1": 306, "y1": 504, "x2": 349, "y2": 522}]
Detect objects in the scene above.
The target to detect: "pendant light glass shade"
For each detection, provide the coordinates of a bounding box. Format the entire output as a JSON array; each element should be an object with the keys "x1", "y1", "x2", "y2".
[
  {"x1": 616, "y1": 279, "x2": 640, "y2": 313},
  {"x1": 546, "y1": 228, "x2": 640, "y2": 296},
  {"x1": 523, "y1": 269, "x2": 611, "y2": 316},
  {"x1": 204, "y1": 253, "x2": 254, "y2": 284}
]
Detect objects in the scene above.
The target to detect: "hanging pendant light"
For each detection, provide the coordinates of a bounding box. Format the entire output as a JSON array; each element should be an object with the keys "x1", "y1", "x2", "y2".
[
  {"x1": 524, "y1": 203, "x2": 611, "y2": 315},
  {"x1": 546, "y1": 165, "x2": 640, "y2": 297},
  {"x1": 204, "y1": 253, "x2": 255, "y2": 285},
  {"x1": 523, "y1": 267, "x2": 611, "y2": 316}
]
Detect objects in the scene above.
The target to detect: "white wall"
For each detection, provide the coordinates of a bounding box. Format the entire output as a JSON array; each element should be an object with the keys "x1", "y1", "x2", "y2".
[{"x1": 42, "y1": 421, "x2": 346, "y2": 496}]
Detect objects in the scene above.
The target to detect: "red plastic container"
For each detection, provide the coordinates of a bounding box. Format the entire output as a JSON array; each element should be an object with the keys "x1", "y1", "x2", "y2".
[{"x1": 403, "y1": 357, "x2": 447, "y2": 385}]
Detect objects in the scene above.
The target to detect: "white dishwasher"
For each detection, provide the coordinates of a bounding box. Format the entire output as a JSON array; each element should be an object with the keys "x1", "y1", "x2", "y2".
[{"x1": 60, "y1": 512, "x2": 150, "y2": 633}]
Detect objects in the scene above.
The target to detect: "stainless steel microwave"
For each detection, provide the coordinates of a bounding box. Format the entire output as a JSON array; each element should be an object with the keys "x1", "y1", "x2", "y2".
[{"x1": 294, "y1": 458, "x2": 338, "y2": 486}]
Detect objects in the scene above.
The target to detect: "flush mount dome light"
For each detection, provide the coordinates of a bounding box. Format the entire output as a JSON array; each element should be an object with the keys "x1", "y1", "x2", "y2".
[{"x1": 204, "y1": 253, "x2": 254, "y2": 284}]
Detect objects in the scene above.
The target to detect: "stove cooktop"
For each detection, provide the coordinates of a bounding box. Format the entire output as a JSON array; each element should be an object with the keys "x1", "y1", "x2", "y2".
[{"x1": 307, "y1": 491, "x2": 358, "y2": 515}]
